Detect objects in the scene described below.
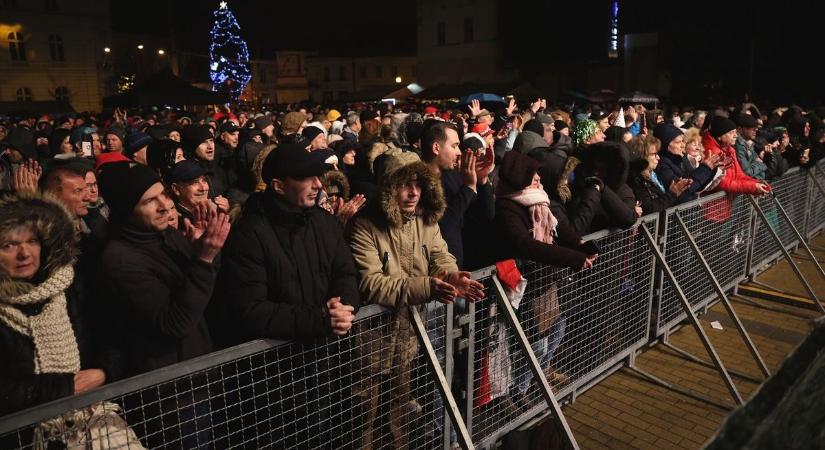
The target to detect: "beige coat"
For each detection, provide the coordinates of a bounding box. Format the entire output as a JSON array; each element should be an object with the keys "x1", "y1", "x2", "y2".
[{"x1": 348, "y1": 160, "x2": 457, "y2": 374}]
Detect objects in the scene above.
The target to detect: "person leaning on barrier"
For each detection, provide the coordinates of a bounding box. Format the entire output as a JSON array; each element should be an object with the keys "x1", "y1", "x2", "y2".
[
  {"x1": 494, "y1": 150, "x2": 597, "y2": 396},
  {"x1": 214, "y1": 142, "x2": 359, "y2": 344},
  {"x1": 347, "y1": 151, "x2": 485, "y2": 450},
  {"x1": 495, "y1": 150, "x2": 597, "y2": 272},
  {"x1": 701, "y1": 116, "x2": 770, "y2": 196},
  {"x1": 0, "y1": 192, "x2": 111, "y2": 415},
  {"x1": 733, "y1": 113, "x2": 769, "y2": 180}
]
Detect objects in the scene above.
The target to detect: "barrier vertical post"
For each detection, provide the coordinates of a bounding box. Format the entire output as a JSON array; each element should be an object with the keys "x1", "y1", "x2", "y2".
[
  {"x1": 490, "y1": 274, "x2": 580, "y2": 450},
  {"x1": 410, "y1": 306, "x2": 475, "y2": 450},
  {"x1": 444, "y1": 303, "x2": 454, "y2": 450},
  {"x1": 640, "y1": 226, "x2": 745, "y2": 406},
  {"x1": 674, "y1": 213, "x2": 770, "y2": 378},
  {"x1": 747, "y1": 196, "x2": 825, "y2": 314}
]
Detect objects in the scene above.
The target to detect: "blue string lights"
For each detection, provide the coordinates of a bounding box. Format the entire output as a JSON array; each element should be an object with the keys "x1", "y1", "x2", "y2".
[{"x1": 209, "y1": 1, "x2": 251, "y2": 101}]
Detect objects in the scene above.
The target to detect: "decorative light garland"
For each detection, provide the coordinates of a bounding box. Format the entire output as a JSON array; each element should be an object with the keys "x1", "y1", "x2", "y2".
[{"x1": 209, "y1": 1, "x2": 251, "y2": 101}]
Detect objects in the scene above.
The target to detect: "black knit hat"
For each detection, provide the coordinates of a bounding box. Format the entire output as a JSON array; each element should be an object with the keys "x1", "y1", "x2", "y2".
[
  {"x1": 653, "y1": 123, "x2": 684, "y2": 150},
  {"x1": 181, "y1": 124, "x2": 214, "y2": 155},
  {"x1": 98, "y1": 162, "x2": 161, "y2": 223},
  {"x1": 709, "y1": 116, "x2": 737, "y2": 139},
  {"x1": 301, "y1": 125, "x2": 325, "y2": 143},
  {"x1": 735, "y1": 113, "x2": 758, "y2": 129}
]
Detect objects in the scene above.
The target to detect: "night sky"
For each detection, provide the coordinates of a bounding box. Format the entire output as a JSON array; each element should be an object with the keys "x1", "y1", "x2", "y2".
[
  {"x1": 111, "y1": 0, "x2": 825, "y2": 104},
  {"x1": 110, "y1": 0, "x2": 417, "y2": 57}
]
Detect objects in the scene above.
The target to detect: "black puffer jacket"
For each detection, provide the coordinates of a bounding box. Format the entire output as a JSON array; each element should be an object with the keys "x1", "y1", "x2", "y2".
[
  {"x1": 214, "y1": 191, "x2": 360, "y2": 345},
  {"x1": 99, "y1": 225, "x2": 216, "y2": 376}
]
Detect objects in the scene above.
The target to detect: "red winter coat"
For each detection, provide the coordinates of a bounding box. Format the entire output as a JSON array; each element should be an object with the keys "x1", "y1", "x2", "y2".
[
  {"x1": 701, "y1": 130, "x2": 759, "y2": 195},
  {"x1": 701, "y1": 130, "x2": 760, "y2": 222}
]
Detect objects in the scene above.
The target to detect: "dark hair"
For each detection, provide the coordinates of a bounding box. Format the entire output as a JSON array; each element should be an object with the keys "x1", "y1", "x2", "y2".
[
  {"x1": 39, "y1": 161, "x2": 89, "y2": 193},
  {"x1": 420, "y1": 122, "x2": 457, "y2": 163}
]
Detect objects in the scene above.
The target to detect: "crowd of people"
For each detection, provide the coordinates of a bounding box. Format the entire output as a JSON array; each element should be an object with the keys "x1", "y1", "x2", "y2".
[{"x1": 1, "y1": 97, "x2": 823, "y2": 448}]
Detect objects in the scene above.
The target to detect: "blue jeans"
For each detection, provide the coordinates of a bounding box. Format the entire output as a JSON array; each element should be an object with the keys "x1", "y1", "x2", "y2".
[{"x1": 512, "y1": 315, "x2": 566, "y2": 395}]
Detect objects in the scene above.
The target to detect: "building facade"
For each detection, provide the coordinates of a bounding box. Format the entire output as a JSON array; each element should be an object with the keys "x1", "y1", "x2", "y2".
[
  {"x1": 415, "y1": 0, "x2": 518, "y2": 87},
  {"x1": 306, "y1": 55, "x2": 417, "y2": 103},
  {"x1": 0, "y1": 0, "x2": 111, "y2": 112}
]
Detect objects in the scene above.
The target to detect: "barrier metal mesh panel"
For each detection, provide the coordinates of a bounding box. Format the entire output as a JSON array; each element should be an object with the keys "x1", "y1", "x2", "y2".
[
  {"x1": 468, "y1": 217, "x2": 657, "y2": 445},
  {"x1": 657, "y1": 193, "x2": 751, "y2": 335},
  {"x1": 0, "y1": 307, "x2": 450, "y2": 450},
  {"x1": 807, "y1": 163, "x2": 825, "y2": 238},
  {"x1": 751, "y1": 168, "x2": 808, "y2": 272}
]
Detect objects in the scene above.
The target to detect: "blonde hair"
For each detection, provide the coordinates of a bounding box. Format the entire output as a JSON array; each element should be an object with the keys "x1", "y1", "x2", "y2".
[{"x1": 682, "y1": 128, "x2": 705, "y2": 158}]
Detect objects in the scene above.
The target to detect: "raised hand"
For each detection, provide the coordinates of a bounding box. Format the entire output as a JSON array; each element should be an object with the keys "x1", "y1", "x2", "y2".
[
  {"x1": 468, "y1": 99, "x2": 482, "y2": 118},
  {"x1": 460, "y1": 150, "x2": 478, "y2": 190},
  {"x1": 474, "y1": 146, "x2": 495, "y2": 184},
  {"x1": 505, "y1": 98, "x2": 517, "y2": 116},
  {"x1": 336, "y1": 194, "x2": 367, "y2": 224},
  {"x1": 11, "y1": 159, "x2": 41, "y2": 194}
]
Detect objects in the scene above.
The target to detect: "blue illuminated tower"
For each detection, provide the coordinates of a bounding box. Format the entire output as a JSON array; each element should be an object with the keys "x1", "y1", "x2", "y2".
[{"x1": 209, "y1": 1, "x2": 251, "y2": 101}]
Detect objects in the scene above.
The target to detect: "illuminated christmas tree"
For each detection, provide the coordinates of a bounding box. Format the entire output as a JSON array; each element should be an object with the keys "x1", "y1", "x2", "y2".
[{"x1": 209, "y1": 1, "x2": 251, "y2": 101}]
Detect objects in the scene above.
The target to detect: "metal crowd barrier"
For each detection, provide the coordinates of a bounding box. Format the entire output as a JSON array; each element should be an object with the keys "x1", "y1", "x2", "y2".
[
  {"x1": 806, "y1": 161, "x2": 825, "y2": 239},
  {"x1": 655, "y1": 192, "x2": 751, "y2": 337},
  {"x1": 749, "y1": 167, "x2": 809, "y2": 275},
  {"x1": 3, "y1": 167, "x2": 825, "y2": 449},
  {"x1": 0, "y1": 305, "x2": 458, "y2": 450}
]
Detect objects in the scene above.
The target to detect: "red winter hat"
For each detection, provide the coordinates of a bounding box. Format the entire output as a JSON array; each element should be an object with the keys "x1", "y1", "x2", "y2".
[
  {"x1": 423, "y1": 105, "x2": 438, "y2": 115},
  {"x1": 94, "y1": 152, "x2": 131, "y2": 171},
  {"x1": 472, "y1": 122, "x2": 493, "y2": 137}
]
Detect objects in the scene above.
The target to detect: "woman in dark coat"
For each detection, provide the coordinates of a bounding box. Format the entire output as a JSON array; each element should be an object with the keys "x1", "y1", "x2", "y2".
[
  {"x1": 0, "y1": 192, "x2": 104, "y2": 415},
  {"x1": 628, "y1": 135, "x2": 691, "y2": 214},
  {"x1": 495, "y1": 151, "x2": 596, "y2": 396}
]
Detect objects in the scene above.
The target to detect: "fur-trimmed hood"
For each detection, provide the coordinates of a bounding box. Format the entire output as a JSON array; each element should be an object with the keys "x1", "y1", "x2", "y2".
[
  {"x1": 379, "y1": 160, "x2": 446, "y2": 228},
  {"x1": 321, "y1": 169, "x2": 351, "y2": 201},
  {"x1": 0, "y1": 192, "x2": 78, "y2": 297}
]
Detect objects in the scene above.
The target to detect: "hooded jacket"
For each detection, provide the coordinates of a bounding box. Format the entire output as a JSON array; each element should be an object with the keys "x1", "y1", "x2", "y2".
[
  {"x1": 215, "y1": 191, "x2": 360, "y2": 344},
  {"x1": 570, "y1": 142, "x2": 638, "y2": 231},
  {"x1": 0, "y1": 193, "x2": 82, "y2": 414},
  {"x1": 494, "y1": 152, "x2": 588, "y2": 270},
  {"x1": 348, "y1": 159, "x2": 456, "y2": 373}
]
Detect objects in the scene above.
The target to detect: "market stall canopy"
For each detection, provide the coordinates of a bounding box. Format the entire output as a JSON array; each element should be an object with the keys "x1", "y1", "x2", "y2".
[
  {"x1": 618, "y1": 91, "x2": 660, "y2": 105},
  {"x1": 103, "y1": 68, "x2": 230, "y2": 107}
]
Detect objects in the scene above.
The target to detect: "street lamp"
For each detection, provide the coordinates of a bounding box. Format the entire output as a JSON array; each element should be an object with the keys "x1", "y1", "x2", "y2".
[
  {"x1": 103, "y1": 47, "x2": 111, "y2": 53},
  {"x1": 157, "y1": 49, "x2": 165, "y2": 55},
  {"x1": 137, "y1": 44, "x2": 144, "y2": 50}
]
